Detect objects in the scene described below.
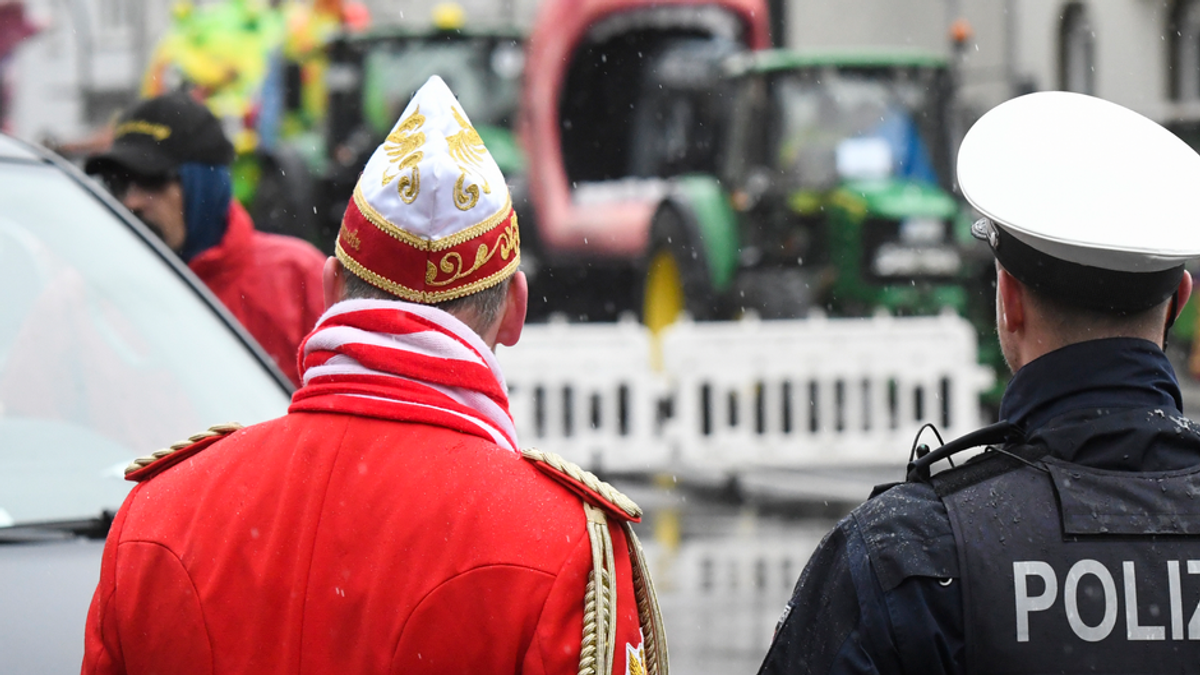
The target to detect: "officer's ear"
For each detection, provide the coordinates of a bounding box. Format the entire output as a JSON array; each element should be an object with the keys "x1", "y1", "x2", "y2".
[
  {"x1": 1175, "y1": 271, "x2": 1193, "y2": 321},
  {"x1": 997, "y1": 265, "x2": 1025, "y2": 335},
  {"x1": 322, "y1": 256, "x2": 346, "y2": 310}
]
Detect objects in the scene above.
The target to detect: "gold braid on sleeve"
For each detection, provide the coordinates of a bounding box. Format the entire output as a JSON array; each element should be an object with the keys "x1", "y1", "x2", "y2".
[
  {"x1": 579, "y1": 503, "x2": 618, "y2": 675},
  {"x1": 625, "y1": 524, "x2": 669, "y2": 675}
]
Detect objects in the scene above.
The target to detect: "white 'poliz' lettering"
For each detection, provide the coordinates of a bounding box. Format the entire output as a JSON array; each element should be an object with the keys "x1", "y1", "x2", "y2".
[
  {"x1": 1065, "y1": 560, "x2": 1117, "y2": 642},
  {"x1": 1188, "y1": 561, "x2": 1200, "y2": 639},
  {"x1": 1013, "y1": 559, "x2": 1200, "y2": 643},
  {"x1": 1014, "y1": 561, "x2": 1057, "y2": 643},
  {"x1": 1124, "y1": 561, "x2": 1165, "y2": 640}
]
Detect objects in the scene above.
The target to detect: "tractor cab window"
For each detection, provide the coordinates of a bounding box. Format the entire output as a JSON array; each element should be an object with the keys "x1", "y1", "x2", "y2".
[
  {"x1": 627, "y1": 37, "x2": 741, "y2": 178},
  {"x1": 361, "y1": 35, "x2": 523, "y2": 138},
  {"x1": 559, "y1": 6, "x2": 746, "y2": 185},
  {"x1": 767, "y1": 65, "x2": 946, "y2": 190},
  {"x1": 721, "y1": 75, "x2": 770, "y2": 188}
]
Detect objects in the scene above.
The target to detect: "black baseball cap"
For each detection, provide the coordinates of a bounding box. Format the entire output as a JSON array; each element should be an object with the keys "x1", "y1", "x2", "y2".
[{"x1": 85, "y1": 92, "x2": 235, "y2": 178}]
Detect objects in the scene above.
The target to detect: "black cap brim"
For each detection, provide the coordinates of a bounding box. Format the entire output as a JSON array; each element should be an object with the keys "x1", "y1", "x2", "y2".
[
  {"x1": 84, "y1": 140, "x2": 176, "y2": 178},
  {"x1": 977, "y1": 218, "x2": 1183, "y2": 314}
]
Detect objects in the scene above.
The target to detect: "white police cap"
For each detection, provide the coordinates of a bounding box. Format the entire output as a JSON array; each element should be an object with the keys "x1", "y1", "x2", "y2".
[{"x1": 958, "y1": 91, "x2": 1200, "y2": 312}]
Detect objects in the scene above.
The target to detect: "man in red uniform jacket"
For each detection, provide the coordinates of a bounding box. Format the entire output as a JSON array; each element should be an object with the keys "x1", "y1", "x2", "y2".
[
  {"x1": 82, "y1": 76, "x2": 668, "y2": 675},
  {"x1": 86, "y1": 93, "x2": 325, "y2": 385}
]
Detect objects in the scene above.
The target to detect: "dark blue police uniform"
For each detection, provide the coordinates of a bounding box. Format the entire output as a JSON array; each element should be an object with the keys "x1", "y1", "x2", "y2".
[{"x1": 757, "y1": 337, "x2": 1200, "y2": 675}]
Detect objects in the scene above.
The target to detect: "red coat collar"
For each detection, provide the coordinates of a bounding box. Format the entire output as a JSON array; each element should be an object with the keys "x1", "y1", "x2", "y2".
[{"x1": 188, "y1": 201, "x2": 254, "y2": 278}]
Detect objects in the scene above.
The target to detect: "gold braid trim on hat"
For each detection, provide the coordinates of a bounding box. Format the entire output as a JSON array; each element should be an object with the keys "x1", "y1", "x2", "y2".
[
  {"x1": 351, "y1": 184, "x2": 513, "y2": 252},
  {"x1": 581, "y1": 503, "x2": 618, "y2": 675},
  {"x1": 335, "y1": 239, "x2": 520, "y2": 304},
  {"x1": 625, "y1": 524, "x2": 669, "y2": 675},
  {"x1": 124, "y1": 423, "x2": 243, "y2": 477},
  {"x1": 424, "y1": 218, "x2": 519, "y2": 288}
]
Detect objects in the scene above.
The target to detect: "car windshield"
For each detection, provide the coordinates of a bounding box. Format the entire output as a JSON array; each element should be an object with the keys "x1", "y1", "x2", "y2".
[
  {"x1": 361, "y1": 36, "x2": 523, "y2": 137},
  {"x1": 0, "y1": 160, "x2": 290, "y2": 527},
  {"x1": 769, "y1": 66, "x2": 946, "y2": 189}
]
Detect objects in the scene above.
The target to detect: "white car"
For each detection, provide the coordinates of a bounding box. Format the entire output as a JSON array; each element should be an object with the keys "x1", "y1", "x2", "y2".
[{"x1": 0, "y1": 134, "x2": 291, "y2": 672}]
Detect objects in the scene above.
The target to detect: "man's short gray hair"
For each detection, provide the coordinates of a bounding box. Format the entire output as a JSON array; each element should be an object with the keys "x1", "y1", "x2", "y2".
[{"x1": 341, "y1": 270, "x2": 510, "y2": 335}]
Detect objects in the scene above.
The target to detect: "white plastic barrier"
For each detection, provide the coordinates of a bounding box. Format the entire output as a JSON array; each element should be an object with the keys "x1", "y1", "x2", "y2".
[
  {"x1": 498, "y1": 318, "x2": 670, "y2": 472},
  {"x1": 662, "y1": 312, "x2": 994, "y2": 469},
  {"x1": 497, "y1": 313, "x2": 993, "y2": 473}
]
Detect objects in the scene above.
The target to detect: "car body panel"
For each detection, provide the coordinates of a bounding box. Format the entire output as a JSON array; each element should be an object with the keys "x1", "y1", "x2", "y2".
[
  {"x1": 0, "y1": 540, "x2": 105, "y2": 673},
  {"x1": 0, "y1": 134, "x2": 292, "y2": 671}
]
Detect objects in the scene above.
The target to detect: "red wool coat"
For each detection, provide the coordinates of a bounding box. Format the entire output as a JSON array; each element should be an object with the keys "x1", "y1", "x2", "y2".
[
  {"x1": 188, "y1": 202, "x2": 325, "y2": 386},
  {"x1": 82, "y1": 412, "x2": 656, "y2": 675}
]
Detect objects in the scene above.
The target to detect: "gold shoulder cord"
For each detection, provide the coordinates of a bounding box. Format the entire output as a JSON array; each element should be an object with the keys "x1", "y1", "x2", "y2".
[
  {"x1": 580, "y1": 503, "x2": 618, "y2": 675},
  {"x1": 518, "y1": 448, "x2": 664, "y2": 675},
  {"x1": 124, "y1": 422, "x2": 243, "y2": 477},
  {"x1": 578, "y1": 508, "x2": 670, "y2": 675},
  {"x1": 624, "y1": 524, "x2": 669, "y2": 675}
]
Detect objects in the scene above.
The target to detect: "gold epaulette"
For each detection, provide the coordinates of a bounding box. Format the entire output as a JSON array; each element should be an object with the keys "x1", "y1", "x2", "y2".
[
  {"x1": 521, "y1": 449, "x2": 667, "y2": 675},
  {"x1": 520, "y1": 448, "x2": 642, "y2": 521},
  {"x1": 124, "y1": 422, "x2": 243, "y2": 481}
]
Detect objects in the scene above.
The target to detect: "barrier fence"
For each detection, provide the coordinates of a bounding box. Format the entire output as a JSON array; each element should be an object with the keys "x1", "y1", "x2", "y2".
[{"x1": 497, "y1": 313, "x2": 993, "y2": 473}]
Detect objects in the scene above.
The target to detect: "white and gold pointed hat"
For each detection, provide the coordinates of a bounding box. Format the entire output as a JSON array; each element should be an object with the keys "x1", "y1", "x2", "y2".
[{"x1": 336, "y1": 75, "x2": 519, "y2": 303}]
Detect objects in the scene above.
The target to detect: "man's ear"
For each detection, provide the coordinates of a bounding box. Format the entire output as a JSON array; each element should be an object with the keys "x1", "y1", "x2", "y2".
[
  {"x1": 494, "y1": 271, "x2": 528, "y2": 348},
  {"x1": 997, "y1": 266, "x2": 1025, "y2": 335},
  {"x1": 322, "y1": 256, "x2": 344, "y2": 310}
]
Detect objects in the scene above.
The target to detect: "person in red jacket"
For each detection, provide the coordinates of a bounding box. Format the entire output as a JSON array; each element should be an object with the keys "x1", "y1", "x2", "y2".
[
  {"x1": 82, "y1": 75, "x2": 668, "y2": 675},
  {"x1": 85, "y1": 92, "x2": 324, "y2": 386}
]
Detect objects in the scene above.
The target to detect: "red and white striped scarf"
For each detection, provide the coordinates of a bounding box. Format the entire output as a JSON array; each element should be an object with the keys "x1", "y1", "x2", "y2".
[{"x1": 289, "y1": 299, "x2": 518, "y2": 452}]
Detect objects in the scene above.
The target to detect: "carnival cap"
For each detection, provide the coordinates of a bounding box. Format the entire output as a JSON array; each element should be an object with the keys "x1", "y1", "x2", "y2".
[
  {"x1": 958, "y1": 91, "x2": 1200, "y2": 313},
  {"x1": 85, "y1": 92, "x2": 235, "y2": 178},
  {"x1": 336, "y1": 75, "x2": 519, "y2": 303}
]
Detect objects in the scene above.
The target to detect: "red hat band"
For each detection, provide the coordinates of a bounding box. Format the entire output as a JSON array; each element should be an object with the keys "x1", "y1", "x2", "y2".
[{"x1": 336, "y1": 184, "x2": 521, "y2": 304}]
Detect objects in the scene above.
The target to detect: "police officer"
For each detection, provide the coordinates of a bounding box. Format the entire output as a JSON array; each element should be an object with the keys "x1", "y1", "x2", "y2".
[{"x1": 757, "y1": 91, "x2": 1200, "y2": 674}]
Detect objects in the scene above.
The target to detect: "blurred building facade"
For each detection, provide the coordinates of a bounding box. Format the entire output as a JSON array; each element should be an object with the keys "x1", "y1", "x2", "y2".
[
  {"x1": 1008, "y1": 1, "x2": 1200, "y2": 143},
  {"x1": 13, "y1": 0, "x2": 171, "y2": 143}
]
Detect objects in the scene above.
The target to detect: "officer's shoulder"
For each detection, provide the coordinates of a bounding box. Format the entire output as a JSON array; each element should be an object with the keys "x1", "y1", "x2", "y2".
[
  {"x1": 520, "y1": 448, "x2": 642, "y2": 523},
  {"x1": 851, "y1": 449, "x2": 1035, "y2": 590},
  {"x1": 853, "y1": 478, "x2": 947, "y2": 542},
  {"x1": 851, "y1": 473, "x2": 958, "y2": 591},
  {"x1": 124, "y1": 422, "x2": 243, "y2": 483},
  {"x1": 929, "y1": 444, "x2": 1042, "y2": 497}
]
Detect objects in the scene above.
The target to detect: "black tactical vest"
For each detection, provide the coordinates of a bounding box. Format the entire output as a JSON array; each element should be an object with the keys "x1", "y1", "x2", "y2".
[{"x1": 942, "y1": 455, "x2": 1200, "y2": 674}]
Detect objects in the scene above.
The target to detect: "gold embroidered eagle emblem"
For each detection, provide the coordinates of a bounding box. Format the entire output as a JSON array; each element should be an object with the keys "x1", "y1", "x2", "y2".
[
  {"x1": 446, "y1": 106, "x2": 492, "y2": 210},
  {"x1": 381, "y1": 106, "x2": 426, "y2": 204}
]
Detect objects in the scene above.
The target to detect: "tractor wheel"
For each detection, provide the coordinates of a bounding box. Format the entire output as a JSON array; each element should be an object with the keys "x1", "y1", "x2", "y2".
[
  {"x1": 728, "y1": 268, "x2": 815, "y2": 319},
  {"x1": 641, "y1": 204, "x2": 720, "y2": 334}
]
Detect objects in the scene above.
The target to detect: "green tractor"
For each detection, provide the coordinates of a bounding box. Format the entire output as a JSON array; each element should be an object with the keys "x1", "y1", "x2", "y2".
[{"x1": 642, "y1": 49, "x2": 985, "y2": 332}]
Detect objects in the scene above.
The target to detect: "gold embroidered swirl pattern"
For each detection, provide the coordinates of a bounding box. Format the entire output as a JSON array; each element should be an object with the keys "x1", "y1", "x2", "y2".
[
  {"x1": 425, "y1": 219, "x2": 519, "y2": 287},
  {"x1": 453, "y1": 174, "x2": 480, "y2": 211},
  {"x1": 446, "y1": 106, "x2": 492, "y2": 211},
  {"x1": 381, "y1": 106, "x2": 426, "y2": 204}
]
